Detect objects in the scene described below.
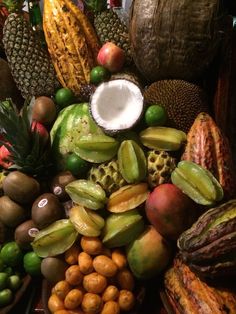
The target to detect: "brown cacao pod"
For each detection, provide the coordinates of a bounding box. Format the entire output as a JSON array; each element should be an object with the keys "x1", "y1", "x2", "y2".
[
  {"x1": 182, "y1": 112, "x2": 236, "y2": 199},
  {"x1": 177, "y1": 200, "x2": 236, "y2": 279},
  {"x1": 129, "y1": 0, "x2": 225, "y2": 82},
  {"x1": 163, "y1": 258, "x2": 236, "y2": 314}
]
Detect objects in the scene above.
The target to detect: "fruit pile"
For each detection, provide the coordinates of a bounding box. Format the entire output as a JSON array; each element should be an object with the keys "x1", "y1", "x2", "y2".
[
  {"x1": 48, "y1": 236, "x2": 137, "y2": 313},
  {"x1": 0, "y1": 0, "x2": 236, "y2": 313}
]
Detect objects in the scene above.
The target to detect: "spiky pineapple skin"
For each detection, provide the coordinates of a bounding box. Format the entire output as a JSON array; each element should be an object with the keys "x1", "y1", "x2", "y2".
[
  {"x1": 88, "y1": 159, "x2": 126, "y2": 195},
  {"x1": 147, "y1": 150, "x2": 176, "y2": 188},
  {"x1": 3, "y1": 14, "x2": 60, "y2": 99},
  {"x1": 94, "y1": 9, "x2": 132, "y2": 64}
]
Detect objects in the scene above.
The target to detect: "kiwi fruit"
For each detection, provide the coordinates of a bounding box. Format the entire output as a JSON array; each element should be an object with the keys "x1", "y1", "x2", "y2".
[
  {"x1": 31, "y1": 193, "x2": 64, "y2": 229},
  {"x1": 14, "y1": 219, "x2": 38, "y2": 250},
  {"x1": 41, "y1": 256, "x2": 68, "y2": 283},
  {"x1": 0, "y1": 195, "x2": 28, "y2": 227},
  {"x1": 50, "y1": 171, "x2": 76, "y2": 201},
  {"x1": 3, "y1": 171, "x2": 40, "y2": 204},
  {"x1": 32, "y1": 96, "x2": 57, "y2": 125}
]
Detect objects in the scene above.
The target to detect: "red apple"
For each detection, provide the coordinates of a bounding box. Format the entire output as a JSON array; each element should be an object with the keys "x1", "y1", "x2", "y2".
[
  {"x1": 145, "y1": 183, "x2": 197, "y2": 241},
  {"x1": 97, "y1": 42, "x2": 125, "y2": 73}
]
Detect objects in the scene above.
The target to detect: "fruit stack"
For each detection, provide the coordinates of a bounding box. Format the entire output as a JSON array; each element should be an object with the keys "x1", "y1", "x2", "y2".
[{"x1": 0, "y1": 0, "x2": 236, "y2": 313}]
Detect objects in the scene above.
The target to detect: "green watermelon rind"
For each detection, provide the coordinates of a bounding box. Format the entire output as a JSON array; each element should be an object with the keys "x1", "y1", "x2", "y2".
[{"x1": 50, "y1": 103, "x2": 103, "y2": 170}]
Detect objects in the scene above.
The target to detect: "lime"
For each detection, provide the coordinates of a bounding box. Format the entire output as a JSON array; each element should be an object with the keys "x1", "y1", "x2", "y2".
[
  {"x1": 55, "y1": 88, "x2": 75, "y2": 109},
  {"x1": 90, "y1": 66, "x2": 110, "y2": 85},
  {"x1": 0, "y1": 289, "x2": 13, "y2": 307},
  {"x1": 23, "y1": 252, "x2": 42, "y2": 276},
  {"x1": 0, "y1": 273, "x2": 8, "y2": 290},
  {"x1": 144, "y1": 104, "x2": 167, "y2": 126},
  {"x1": 0, "y1": 242, "x2": 23, "y2": 267},
  {"x1": 7, "y1": 275, "x2": 22, "y2": 291},
  {"x1": 65, "y1": 153, "x2": 90, "y2": 176}
]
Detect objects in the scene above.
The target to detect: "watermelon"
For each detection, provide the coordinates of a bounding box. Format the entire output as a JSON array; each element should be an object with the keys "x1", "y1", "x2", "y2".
[{"x1": 50, "y1": 103, "x2": 119, "y2": 169}]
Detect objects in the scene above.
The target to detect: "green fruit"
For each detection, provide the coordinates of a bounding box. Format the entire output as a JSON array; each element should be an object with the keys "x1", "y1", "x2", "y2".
[
  {"x1": 90, "y1": 66, "x2": 110, "y2": 85},
  {"x1": 144, "y1": 104, "x2": 167, "y2": 126},
  {"x1": 0, "y1": 242, "x2": 23, "y2": 267},
  {"x1": 55, "y1": 88, "x2": 75, "y2": 109},
  {"x1": 3, "y1": 267, "x2": 13, "y2": 277},
  {"x1": 65, "y1": 153, "x2": 90, "y2": 176},
  {"x1": 102, "y1": 210, "x2": 145, "y2": 248},
  {"x1": 7, "y1": 275, "x2": 22, "y2": 291},
  {"x1": 0, "y1": 289, "x2": 12, "y2": 307},
  {"x1": 127, "y1": 225, "x2": 172, "y2": 279},
  {"x1": 32, "y1": 219, "x2": 78, "y2": 258},
  {"x1": 23, "y1": 252, "x2": 42, "y2": 276},
  {"x1": 0, "y1": 258, "x2": 5, "y2": 272},
  {"x1": 50, "y1": 103, "x2": 104, "y2": 170},
  {"x1": 0, "y1": 273, "x2": 8, "y2": 290}
]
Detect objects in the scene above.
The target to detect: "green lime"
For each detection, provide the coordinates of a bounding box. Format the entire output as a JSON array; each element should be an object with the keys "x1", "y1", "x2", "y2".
[
  {"x1": 23, "y1": 252, "x2": 42, "y2": 276},
  {"x1": 144, "y1": 104, "x2": 167, "y2": 126},
  {"x1": 0, "y1": 289, "x2": 13, "y2": 307},
  {"x1": 0, "y1": 242, "x2": 23, "y2": 267},
  {"x1": 55, "y1": 88, "x2": 75, "y2": 109},
  {"x1": 90, "y1": 66, "x2": 110, "y2": 85},
  {"x1": 65, "y1": 153, "x2": 90, "y2": 176},
  {"x1": 7, "y1": 275, "x2": 22, "y2": 291},
  {"x1": 0, "y1": 273, "x2": 8, "y2": 291}
]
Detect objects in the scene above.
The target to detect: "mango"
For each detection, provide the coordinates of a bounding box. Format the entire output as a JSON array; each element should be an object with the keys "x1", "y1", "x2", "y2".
[
  {"x1": 145, "y1": 183, "x2": 197, "y2": 241},
  {"x1": 126, "y1": 225, "x2": 172, "y2": 279}
]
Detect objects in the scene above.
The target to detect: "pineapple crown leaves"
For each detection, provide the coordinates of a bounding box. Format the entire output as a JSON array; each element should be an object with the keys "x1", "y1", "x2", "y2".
[
  {"x1": 0, "y1": 0, "x2": 25, "y2": 14},
  {"x1": 0, "y1": 98, "x2": 53, "y2": 177}
]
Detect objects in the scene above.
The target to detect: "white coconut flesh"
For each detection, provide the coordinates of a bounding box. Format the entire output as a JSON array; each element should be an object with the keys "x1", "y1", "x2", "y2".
[{"x1": 90, "y1": 79, "x2": 144, "y2": 132}]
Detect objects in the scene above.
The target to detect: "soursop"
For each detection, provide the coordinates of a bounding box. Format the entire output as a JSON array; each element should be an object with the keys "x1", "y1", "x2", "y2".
[{"x1": 147, "y1": 150, "x2": 176, "y2": 188}]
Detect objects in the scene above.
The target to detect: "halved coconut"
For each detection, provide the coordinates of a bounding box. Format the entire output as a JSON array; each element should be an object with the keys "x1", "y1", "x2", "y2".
[{"x1": 90, "y1": 79, "x2": 144, "y2": 134}]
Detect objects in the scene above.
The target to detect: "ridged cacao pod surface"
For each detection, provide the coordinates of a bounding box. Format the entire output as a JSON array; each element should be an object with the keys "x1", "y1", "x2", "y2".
[
  {"x1": 177, "y1": 200, "x2": 236, "y2": 278},
  {"x1": 182, "y1": 112, "x2": 236, "y2": 200},
  {"x1": 129, "y1": 0, "x2": 225, "y2": 82},
  {"x1": 163, "y1": 258, "x2": 236, "y2": 314}
]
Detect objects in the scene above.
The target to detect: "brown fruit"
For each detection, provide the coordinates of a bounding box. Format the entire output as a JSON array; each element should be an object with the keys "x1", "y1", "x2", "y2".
[
  {"x1": 182, "y1": 112, "x2": 236, "y2": 199},
  {"x1": 14, "y1": 219, "x2": 38, "y2": 250},
  {"x1": 50, "y1": 171, "x2": 76, "y2": 201},
  {"x1": 163, "y1": 258, "x2": 236, "y2": 314},
  {"x1": 32, "y1": 96, "x2": 57, "y2": 125},
  {"x1": 0, "y1": 195, "x2": 28, "y2": 227},
  {"x1": 31, "y1": 193, "x2": 64, "y2": 229},
  {"x1": 3, "y1": 171, "x2": 40, "y2": 204},
  {"x1": 130, "y1": 0, "x2": 224, "y2": 82},
  {"x1": 144, "y1": 80, "x2": 209, "y2": 133}
]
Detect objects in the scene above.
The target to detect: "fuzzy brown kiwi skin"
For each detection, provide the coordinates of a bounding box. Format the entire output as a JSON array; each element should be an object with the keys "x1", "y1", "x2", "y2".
[
  {"x1": 41, "y1": 257, "x2": 68, "y2": 284},
  {"x1": 31, "y1": 193, "x2": 65, "y2": 229},
  {"x1": 49, "y1": 171, "x2": 76, "y2": 202},
  {"x1": 3, "y1": 171, "x2": 40, "y2": 205},
  {"x1": 32, "y1": 96, "x2": 57, "y2": 125},
  {"x1": 14, "y1": 219, "x2": 38, "y2": 250},
  {"x1": 0, "y1": 195, "x2": 28, "y2": 228}
]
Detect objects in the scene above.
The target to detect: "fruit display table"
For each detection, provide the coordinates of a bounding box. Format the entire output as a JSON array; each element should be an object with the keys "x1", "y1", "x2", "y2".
[{"x1": 0, "y1": 1, "x2": 236, "y2": 314}]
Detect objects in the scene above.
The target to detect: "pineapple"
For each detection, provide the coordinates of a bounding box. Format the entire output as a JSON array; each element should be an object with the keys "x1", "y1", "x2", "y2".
[
  {"x1": 0, "y1": 99, "x2": 52, "y2": 177},
  {"x1": 94, "y1": 9, "x2": 132, "y2": 64},
  {"x1": 2, "y1": 0, "x2": 60, "y2": 99}
]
